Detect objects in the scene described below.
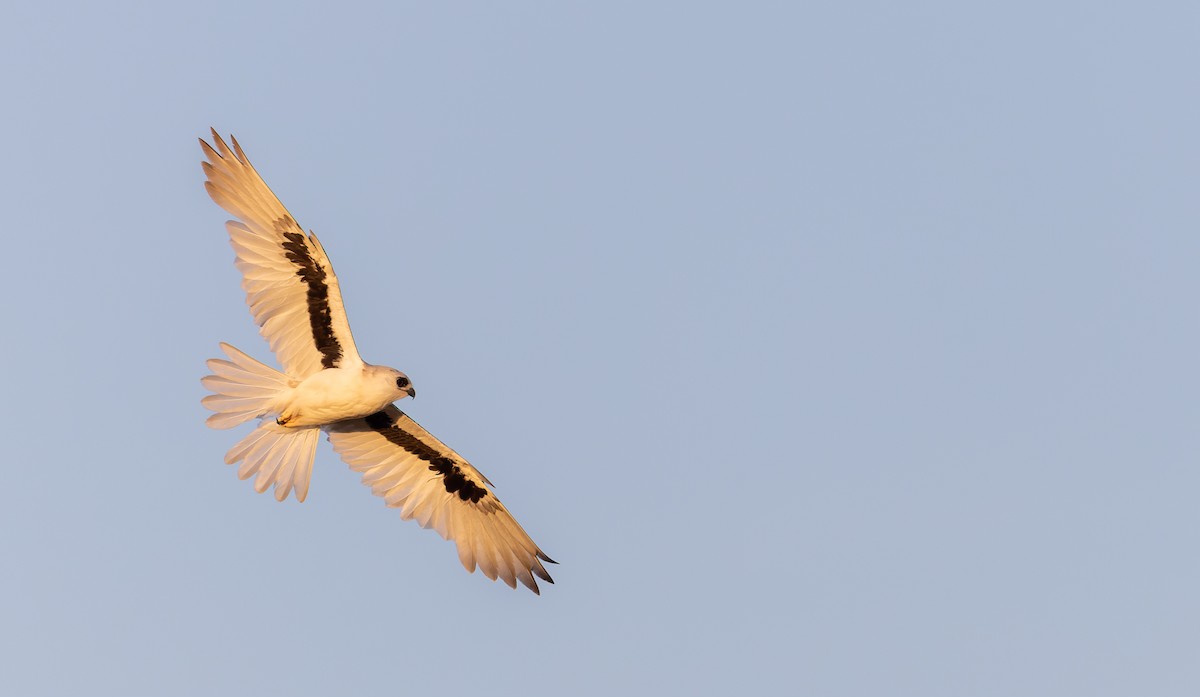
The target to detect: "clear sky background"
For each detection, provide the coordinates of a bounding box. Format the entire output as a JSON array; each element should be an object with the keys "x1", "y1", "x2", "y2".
[{"x1": 2, "y1": 2, "x2": 1198, "y2": 695}]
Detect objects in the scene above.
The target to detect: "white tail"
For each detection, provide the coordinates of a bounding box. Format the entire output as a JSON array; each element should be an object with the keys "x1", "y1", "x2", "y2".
[
  {"x1": 201, "y1": 342, "x2": 293, "y2": 429},
  {"x1": 202, "y1": 343, "x2": 319, "y2": 502},
  {"x1": 225, "y1": 420, "x2": 320, "y2": 502}
]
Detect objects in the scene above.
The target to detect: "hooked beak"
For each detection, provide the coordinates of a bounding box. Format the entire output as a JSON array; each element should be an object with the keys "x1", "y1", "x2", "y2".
[{"x1": 406, "y1": 387, "x2": 417, "y2": 399}]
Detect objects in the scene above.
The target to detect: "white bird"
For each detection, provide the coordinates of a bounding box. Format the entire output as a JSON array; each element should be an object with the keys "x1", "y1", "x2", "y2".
[{"x1": 199, "y1": 130, "x2": 555, "y2": 594}]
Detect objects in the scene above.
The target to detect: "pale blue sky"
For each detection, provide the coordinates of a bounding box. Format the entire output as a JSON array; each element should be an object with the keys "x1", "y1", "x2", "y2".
[{"x1": 3, "y1": 2, "x2": 1199, "y2": 695}]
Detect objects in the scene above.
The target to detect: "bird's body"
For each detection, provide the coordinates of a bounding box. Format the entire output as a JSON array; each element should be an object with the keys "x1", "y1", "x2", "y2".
[
  {"x1": 199, "y1": 130, "x2": 554, "y2": 593},
  {"x1": 273, "y1": 364, "x2": 413, "y2": 428}
]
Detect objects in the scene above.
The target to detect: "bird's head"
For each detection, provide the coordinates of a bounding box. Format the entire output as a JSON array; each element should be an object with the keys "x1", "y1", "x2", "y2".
[
  {"x1": 391, "y1": 369, "x2": 416, "y2": 400},
  {"x1": 363, "y1": 365, "x2": 416, "y2": 402}
]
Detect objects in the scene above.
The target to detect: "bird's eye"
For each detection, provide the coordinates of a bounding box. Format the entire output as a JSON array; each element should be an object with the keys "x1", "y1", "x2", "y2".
[{"x1": 396, "y1": 377, "x2": 410, "y2": 389}]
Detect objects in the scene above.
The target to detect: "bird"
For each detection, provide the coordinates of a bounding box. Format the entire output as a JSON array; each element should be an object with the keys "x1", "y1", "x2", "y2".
[{"x1": 198, "y1": 129, "x2": 555, "y2": 594}]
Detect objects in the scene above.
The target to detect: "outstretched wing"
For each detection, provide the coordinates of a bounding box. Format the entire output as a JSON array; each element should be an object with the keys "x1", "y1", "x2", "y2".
[
  {"x1": 325, "y1": 406, "x2": 556, "y2": 594},
  {"x1": 201, "y1": 129, "x2": 362, "y2": 378}
]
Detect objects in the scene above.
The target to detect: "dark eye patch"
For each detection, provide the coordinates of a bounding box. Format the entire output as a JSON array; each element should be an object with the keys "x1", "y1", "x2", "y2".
[{"x1": 396, "y1": 377, "x2": 410, "y2": 389}]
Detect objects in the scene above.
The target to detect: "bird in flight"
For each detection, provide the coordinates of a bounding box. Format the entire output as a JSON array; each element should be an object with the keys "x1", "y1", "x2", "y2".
[{"x1": 198, "y1": 130, "x2": 555, "y2": 593}]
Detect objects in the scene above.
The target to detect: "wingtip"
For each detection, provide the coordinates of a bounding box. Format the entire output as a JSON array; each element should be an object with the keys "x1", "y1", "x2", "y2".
[
  {"x1": 208, "y1": 130, "x2": 232, "y2": 159},
  {"x1": 199, "y1": 136, "x2": 219, "y2": 161},
  {"x1": 523, "y1": 561, "x2": 549, "y2": 590}
]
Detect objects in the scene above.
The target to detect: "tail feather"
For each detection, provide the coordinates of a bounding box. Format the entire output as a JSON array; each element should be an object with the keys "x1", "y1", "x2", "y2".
[
  {"x1": 226, "y1": 420, "x2": 320, "y2": 502},
  {"x1": 202, "y1": 342, "x2": 318, "y2": 502},
  {"x1": 201, "y1": 342, "x2": 292, "y2": 429}
]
